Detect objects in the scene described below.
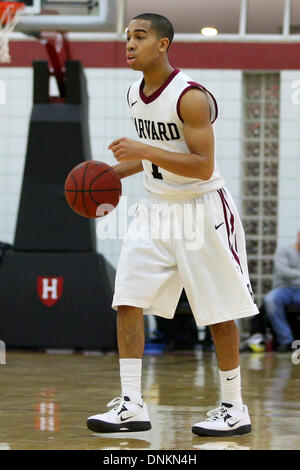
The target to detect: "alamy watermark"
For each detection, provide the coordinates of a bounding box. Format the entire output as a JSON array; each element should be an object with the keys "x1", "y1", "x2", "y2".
[
  {"x1": 0, "y1": 340, "x2": 6, "y2": 364},
  {"x1": 291, "y1": 340, "x2": 300, "y2": 365},
  {"x1": 291, "y1": 80, "x2": 300, "y2": 104},
  {"x1": 96, "y1": 196, "x2": 204, "y2": 251},
  {"x1": 0, "y1": 80, "x2": 6, "y2": 105}
]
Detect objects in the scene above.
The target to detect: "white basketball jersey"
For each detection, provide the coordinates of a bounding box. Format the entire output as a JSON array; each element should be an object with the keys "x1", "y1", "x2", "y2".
[{"x1": 127, "y1": 68, "x2": 225, "y2": 198}]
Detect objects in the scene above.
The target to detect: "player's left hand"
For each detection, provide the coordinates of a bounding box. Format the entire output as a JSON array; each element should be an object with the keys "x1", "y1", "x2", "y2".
[{"x1": 108, "y1": 137, "x2": 148, "y2": 162}]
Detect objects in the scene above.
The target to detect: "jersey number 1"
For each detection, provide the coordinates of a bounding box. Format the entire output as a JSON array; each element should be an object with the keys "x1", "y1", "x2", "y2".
[{"x1": 152, "y1": 164, "x2": 163, "y2": 180}]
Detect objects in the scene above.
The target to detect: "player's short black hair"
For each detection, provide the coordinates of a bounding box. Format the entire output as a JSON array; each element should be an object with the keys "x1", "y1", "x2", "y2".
[{"x1": 132, "y1": 13, "x2": 174, "y2": 50}]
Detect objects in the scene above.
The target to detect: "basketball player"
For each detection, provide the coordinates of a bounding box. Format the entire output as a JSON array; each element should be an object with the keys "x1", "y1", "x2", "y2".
[{"x1": 87, "y1": 13, "x2": 259, "y2": 437}]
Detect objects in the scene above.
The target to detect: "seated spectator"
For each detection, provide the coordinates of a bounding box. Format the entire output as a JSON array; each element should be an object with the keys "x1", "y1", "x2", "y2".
[{"x1": 264, "y1": 232, "x2": 300, "y2": 352}]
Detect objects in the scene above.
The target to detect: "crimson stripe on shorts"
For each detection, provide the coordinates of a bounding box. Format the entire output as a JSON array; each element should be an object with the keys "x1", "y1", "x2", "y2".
[
  {"x1": 221, "y1": 188, "x2": 235, "y2": 235},
  {"x1": 219, "y1": 189, "x2": 242, "y2": 271},
  {"x1": 217, "y1": 189, "x2": 243, "y2": 275},
  {"x1": 221, "y1": 189, "x2": 243, "y2": 274},
  {"x1": 221, "y1": 189, "x2": 237, "y2": 238},
  {"x1": 217, "y1": 189, "x2": 231, "y2": 245}
]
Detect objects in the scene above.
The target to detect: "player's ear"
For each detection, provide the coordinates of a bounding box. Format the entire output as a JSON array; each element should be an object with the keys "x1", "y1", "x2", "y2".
[{"x1": 158, "y1": 37, "x2": 170, "y2": 53}]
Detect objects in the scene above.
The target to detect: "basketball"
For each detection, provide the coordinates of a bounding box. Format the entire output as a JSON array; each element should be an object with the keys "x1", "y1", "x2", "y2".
[{"x1": 64, "y1": 160, "x2": 122, "y2": 218}]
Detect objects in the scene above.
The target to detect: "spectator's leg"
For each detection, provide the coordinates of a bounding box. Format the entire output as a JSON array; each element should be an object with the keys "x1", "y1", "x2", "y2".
[
  {"x1": 290, "y1": 288, "x2": 300, "y2": 339},
  {"x1": 264, "y1": 287, "x2": 294, "y2": 345},
  {"x1": 291, "y1": 287, "x2": 300, "y2": 309}
]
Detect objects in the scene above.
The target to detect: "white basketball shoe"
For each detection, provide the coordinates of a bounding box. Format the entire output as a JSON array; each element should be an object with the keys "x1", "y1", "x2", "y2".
[
  {"x1": 87, "y1": 396, "x2": 151, "y2": 433},
  {"x1": 192, "y1": 403, "x2": 252, "y2": 437}
]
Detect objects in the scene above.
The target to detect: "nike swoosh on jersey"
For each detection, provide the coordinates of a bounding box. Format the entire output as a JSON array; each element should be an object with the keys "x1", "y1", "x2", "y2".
[
  {"x1": 131, "y1": 101, "x2": 137, "y2": 107},
  {"x1": 215, "y1": 222, "x2": 224, "y2": 230}
]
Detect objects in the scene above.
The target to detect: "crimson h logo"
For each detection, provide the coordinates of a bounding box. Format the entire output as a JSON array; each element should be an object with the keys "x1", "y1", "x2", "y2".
[{"x1": 37, "y1": 277, "x2": 64, "y2": 307}]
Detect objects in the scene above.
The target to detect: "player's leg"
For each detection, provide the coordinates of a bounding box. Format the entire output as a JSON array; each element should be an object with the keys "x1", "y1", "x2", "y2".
[
  {"x1": 193, "y1": 320, "x2": 251, "y2": 436},
  {"x1": 210, "y1": 320, "x2": 239, "y2": 372},
  {"x1": 87, "y1": 305, "x2": 152, "y2": 433},
  {"x1": 87, "y1": 197, "x2": 181, "y2": 433},
  {"x1": 117, "y1": 305, "x2": 144, "y2": 403},
  {"x1": 175, "y1": 189, "x2": 256, "y2": 436},
  {"x1": 192, "y1": 322, "x2": 251, "y2": 437},
  {"x1": 117, "y1": 305, "x2": 144, "y2": 359},
  {"x1": 209, "y1": 320, "x2": 243, "y2": 410}
]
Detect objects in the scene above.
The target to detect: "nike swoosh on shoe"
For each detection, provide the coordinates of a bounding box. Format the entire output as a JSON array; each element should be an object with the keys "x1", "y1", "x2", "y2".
[
  {"x1": 227, "y1": 419, "x2": 241, "y2": 428},
  {"x1": 120, "y1": 414, "x2": 135, "y2": 422}
]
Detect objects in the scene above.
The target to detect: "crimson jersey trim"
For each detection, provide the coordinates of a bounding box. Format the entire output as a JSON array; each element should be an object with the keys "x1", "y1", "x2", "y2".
[
  {"x1": 139, "y1": 68, "x2": 180, "y2": 104},
  {"x1": 176, "y1": 81, "x2": 218, "y2": 124}
]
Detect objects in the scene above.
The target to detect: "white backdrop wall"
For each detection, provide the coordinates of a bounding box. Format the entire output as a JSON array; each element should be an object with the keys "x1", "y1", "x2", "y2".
[
  {"x1": 0, "y1": 67, "x2": 298, "y2": 268},
  {"x1": 278, "y1": 71, "x2": 300, "y2": 249}
]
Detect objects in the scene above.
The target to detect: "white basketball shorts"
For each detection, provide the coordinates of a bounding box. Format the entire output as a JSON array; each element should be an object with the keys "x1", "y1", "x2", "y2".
[{"x1": 112, "y1": 187, "x2": 259, "y2": 326}]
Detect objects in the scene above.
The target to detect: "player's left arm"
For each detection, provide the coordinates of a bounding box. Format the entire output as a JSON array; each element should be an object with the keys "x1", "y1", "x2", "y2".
[{"x1": 109, "y1": 89, "x2": 214, "y2": 180}]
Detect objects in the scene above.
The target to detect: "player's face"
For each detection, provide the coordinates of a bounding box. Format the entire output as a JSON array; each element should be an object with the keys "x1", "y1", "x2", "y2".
[{"x1": 126, "y1": 19, "x2": 167, "y2": 71}]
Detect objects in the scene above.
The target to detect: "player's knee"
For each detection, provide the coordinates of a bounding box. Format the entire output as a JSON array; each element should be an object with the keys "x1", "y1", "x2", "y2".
[
  {"x1": 118, "y1": 305, "x2": 143, "y2": 315},
  {"x1": 210, "y1": 320, "x2": 237, "y2": 334}
]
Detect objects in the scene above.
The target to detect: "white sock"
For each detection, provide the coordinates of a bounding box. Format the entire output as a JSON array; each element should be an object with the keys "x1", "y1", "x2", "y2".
[
  {"x1": 219, "y1": 366, "x2": 243, "y2": 411},
  {"x1": 119, "y1": 358, "x2": 142, "y2": 404}
]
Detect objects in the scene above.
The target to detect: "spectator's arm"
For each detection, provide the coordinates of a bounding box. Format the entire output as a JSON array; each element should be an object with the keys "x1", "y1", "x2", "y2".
[{"x1": 274, "y1": 248, "x2": 300, "y2": 279}]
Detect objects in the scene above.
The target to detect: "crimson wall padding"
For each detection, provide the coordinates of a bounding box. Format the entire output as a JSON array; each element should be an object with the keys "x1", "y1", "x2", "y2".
[
  {"x1": 0, "y1": 60, "x2": 117, "y2": 349},
  {"x1": 0, "y1": 251, "x2": 116, "y2": 349},
  {"x1": 14, "y1": 60, "x2": 95, "y2": 251}
]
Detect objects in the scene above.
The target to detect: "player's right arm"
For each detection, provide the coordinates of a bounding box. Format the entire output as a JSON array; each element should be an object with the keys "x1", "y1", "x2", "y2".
[
  {"x1": 112, "y1": 160, "x2": 143, "y2": 179},
  {"x1": 108, "y1": 90, "x2": 214, "y2": 180}
]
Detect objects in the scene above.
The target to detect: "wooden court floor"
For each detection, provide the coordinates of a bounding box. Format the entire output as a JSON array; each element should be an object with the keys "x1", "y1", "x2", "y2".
[{"x1": 0, "y1": 350, "x2": 299, "y2": 450}]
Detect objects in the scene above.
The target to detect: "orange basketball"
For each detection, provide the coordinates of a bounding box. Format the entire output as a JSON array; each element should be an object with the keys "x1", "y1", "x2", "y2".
[{"x1": 64, "y1": 161, "x2": 122, "y2": 218}]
